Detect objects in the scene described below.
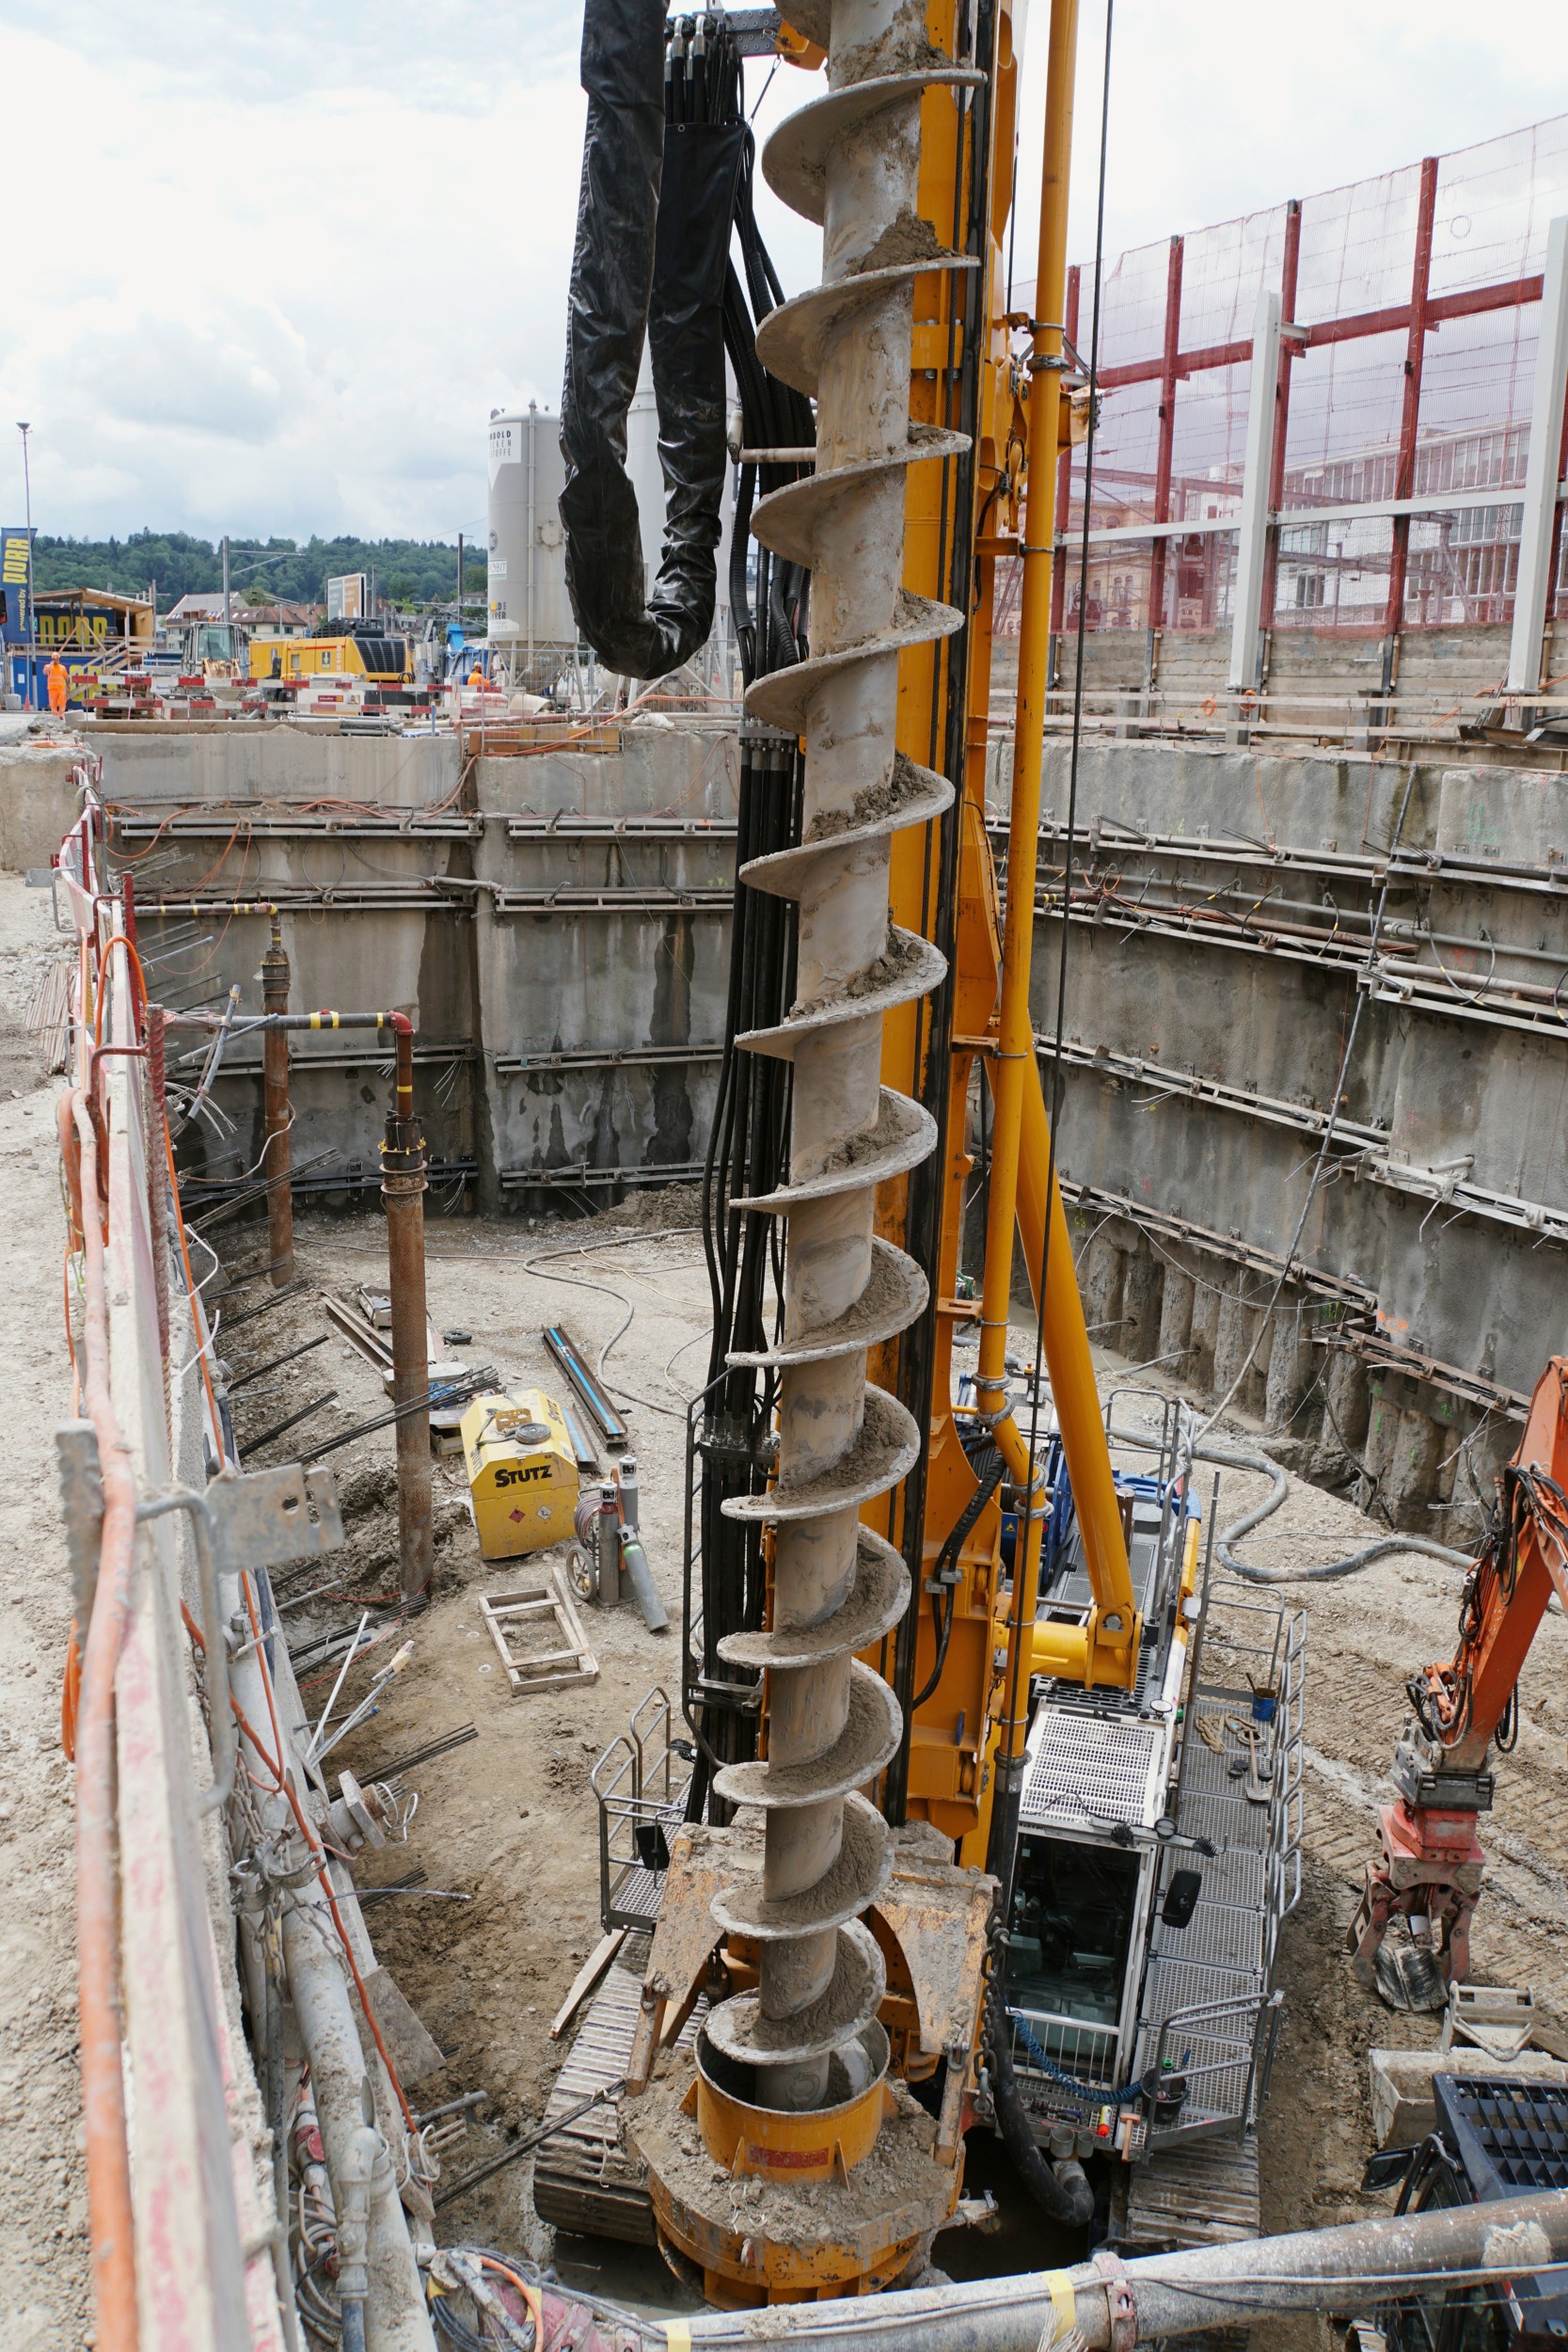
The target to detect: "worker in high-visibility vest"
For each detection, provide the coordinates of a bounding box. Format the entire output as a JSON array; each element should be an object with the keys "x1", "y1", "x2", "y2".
[{"x1": 45, "y1": 654, "x2": 69, "y2": 715}]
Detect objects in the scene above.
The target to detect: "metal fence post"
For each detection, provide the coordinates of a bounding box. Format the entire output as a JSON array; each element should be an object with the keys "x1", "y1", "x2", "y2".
[
  {"x1": 1507, "y1": 213, "x2": 1568, "y2": 695},
  {"x1": 1227, "y1": 289, "x2": 1282, "y2": 695}
]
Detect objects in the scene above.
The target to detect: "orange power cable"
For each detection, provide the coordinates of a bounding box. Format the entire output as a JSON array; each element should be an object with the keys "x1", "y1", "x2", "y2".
[{"x1": 65, "y1": 1089, "x2": 140, "y2": 2352}]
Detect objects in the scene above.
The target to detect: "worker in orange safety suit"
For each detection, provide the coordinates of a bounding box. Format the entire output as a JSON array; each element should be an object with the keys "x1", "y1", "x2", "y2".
[{"x1": 45, "y1": 654, "x2": 69, "y2": 715}]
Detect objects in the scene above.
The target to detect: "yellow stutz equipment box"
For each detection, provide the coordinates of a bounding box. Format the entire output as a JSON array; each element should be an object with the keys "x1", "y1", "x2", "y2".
[{"x1": 461, "y1": 1388, "x2": 579, "y2": 1561}]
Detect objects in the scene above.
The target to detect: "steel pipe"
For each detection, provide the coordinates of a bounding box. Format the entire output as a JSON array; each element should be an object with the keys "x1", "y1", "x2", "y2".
[
  {"x1": 381, "y1": 1014, "x2": 432, "y2": 1606},
  {"x1": 261, "y1": 916, "x2": 294, "y2": 1286},
  {"x1": 281, "y1": 1896, "x2": 435, "y2": 2352},
  {"x1": 976, "y1": 0, "x2": 1137, "y2": 1711},
  {"x1": 167, "y1": 1003, "x2": 434, "y2": 1596},
  {"x1": 675, "y1": 2186, "x2": 1568, "y2": 2350},
  {"x1": 226, "y1": 1581, "x2": 433, "y2": 2350}
]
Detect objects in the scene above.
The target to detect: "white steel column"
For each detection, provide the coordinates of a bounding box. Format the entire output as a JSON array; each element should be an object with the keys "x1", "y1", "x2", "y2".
[
  {"x1": 1227, "y1": 287, "x2": 1282, "y2": 692},
  {"x1": 1506, "y1": 213, "x2": 1568, "y2": 696}
]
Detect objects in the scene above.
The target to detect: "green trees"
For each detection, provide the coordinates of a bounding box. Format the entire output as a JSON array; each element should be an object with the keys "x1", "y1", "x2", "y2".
[{"x1": 26, "y1": 531, "x2": 482, "y2": 611}]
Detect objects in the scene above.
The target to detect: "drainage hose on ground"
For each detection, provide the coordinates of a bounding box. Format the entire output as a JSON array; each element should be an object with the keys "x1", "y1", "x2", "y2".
[
  {"x1": 1101, "y1": 1422, "x2": 1471, "y2": 1584},
  {"x1": 1189, "y1": 1435, "x2": 1471, "y2": 1583}
]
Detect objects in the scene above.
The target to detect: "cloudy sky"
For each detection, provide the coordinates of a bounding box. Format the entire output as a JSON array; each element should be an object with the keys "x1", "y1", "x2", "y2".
[{"x1": 2, "y1": 0, "x2": 1566, "y2": 546}]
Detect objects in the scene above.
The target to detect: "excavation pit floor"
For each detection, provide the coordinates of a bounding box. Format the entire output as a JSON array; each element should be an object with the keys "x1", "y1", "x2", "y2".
[
  {"x1": 238, "y1": 1192, "x2": 1568, "y2": 2344},
  {"x1": 0, "y1": 866, "x2": 1564, "y2": 2347}
]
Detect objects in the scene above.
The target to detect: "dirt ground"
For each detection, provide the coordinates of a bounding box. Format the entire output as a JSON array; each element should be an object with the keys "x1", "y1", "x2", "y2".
[
  {"x1": 0, "y1": 873, "x2": 96, "y2": 2350},
  {"x1": 261, "y1": 1195, "x2": 718, "y2": 2263},
  {"x1": 1, "y1": 854, "x2": 1565, "y2": 2344},
  {"x1": 261, "y1": 1202, "x2": 1568, "y2": 2332}
]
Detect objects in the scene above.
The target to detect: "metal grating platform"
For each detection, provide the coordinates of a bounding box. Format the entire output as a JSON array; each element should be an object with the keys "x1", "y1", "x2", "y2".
[
  {"x1": 604, "y1": 1854, "x2": 675, "y2": 1933},
  {"x1": 1022, "y1": 1709, "x2": 1168, "y2": 1832},
  {"x1": 1149, "y1": 1893, "x2": 1268, "y2": 1979}
]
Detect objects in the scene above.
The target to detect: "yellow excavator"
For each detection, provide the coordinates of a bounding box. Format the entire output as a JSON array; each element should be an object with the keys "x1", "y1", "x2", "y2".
[{"x1": 550, "y1": 0, "x2": 1300, "y2": 2304}]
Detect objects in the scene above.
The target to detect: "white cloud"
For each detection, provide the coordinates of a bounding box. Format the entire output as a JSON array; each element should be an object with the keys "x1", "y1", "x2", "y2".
[
  {"x1": 1015, "y1": 0, "x2": 1568, "y2": 285},
  {"x1": 3, "y1": 2, "x2": 1567, "y2": 542}
]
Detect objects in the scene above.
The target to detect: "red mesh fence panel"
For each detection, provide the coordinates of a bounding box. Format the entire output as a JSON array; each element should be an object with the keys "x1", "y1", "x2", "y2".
[{"x1": 1000, "y1": 117, "x2": 1568, "y2": 644}]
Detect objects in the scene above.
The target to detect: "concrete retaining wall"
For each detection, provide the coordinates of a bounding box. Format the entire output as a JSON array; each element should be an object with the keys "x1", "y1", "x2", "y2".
[
  {"x1": 80, "y1": 719, "x2": 738, "y2": 1216},
  {"x1": 999, "y1": 735, "x2": 1568, "y2": 1537},
  {"x1": 15, "y1": 709, "x2": 1554, "y2": 1537}
]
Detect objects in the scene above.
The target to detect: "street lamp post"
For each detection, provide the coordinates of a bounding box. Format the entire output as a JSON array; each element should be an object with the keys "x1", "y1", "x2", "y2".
[{"x1": 16, "y1": 423, "x2": 37, "y2": 709}]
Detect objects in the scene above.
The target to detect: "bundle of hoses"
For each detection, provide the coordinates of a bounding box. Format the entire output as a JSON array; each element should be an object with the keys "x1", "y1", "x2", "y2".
[
  {"x1": 1101, "y1": 1423, "x2": 1471, "y2": 1583},
  {"x1": 559, "y1": 1, "x2": 812, "y2": 683},
  {"x1": 984, "y1": 1947, "x2": 1095, "y2": 2227}
]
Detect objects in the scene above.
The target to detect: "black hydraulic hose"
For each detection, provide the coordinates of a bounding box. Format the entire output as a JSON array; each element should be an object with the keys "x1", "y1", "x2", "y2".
[
  {"x1": 676, "y1": 38, "x2": 810, "y2": 1819},
  {"x1": 911, "y1": 1441, "x2": 1004, "y2": 1710},
  {"x1": 986, "y1": 1974, "x2": 1095, "y2": 2228}
]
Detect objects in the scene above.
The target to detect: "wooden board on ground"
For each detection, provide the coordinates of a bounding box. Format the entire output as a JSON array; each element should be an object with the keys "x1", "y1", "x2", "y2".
[
  {"x1": 550, "y1": 1928, "x2": 627, "y2": 2041},
  {"x1": 480, "y1": 1566, "x2": 598, "y2": 1693}
]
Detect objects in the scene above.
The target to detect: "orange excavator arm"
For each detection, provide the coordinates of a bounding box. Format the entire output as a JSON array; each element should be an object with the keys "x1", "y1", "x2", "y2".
[
  {"x1": 1410, "y1": 1356, "x2": 1568, "y2": 1774},
  {"x1": 1349, "y1": 1354, "x2": 1568, "y2": 2001}
]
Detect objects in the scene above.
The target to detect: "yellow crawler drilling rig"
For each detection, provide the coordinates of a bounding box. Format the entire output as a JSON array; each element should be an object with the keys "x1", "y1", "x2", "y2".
[{"x1": 555, "y1": 0, "x2": 1291, "y2": 2306}]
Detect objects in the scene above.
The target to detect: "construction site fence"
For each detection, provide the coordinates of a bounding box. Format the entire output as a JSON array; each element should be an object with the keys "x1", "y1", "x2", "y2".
[
  {"x1": 1004, "y1": 113, "x2": 1568, "y2": 707},
  {"x1": 57, "y1": 771, "x2": 288, "y2": 2349}
]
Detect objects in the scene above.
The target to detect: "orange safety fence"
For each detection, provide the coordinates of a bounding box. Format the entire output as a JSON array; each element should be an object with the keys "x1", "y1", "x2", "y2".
[{"x1": 54, "y1": 772, "x2": 288, "y2": 2352}]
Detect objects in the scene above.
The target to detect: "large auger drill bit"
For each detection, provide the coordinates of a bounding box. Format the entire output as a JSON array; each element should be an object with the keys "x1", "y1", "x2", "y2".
[{"x1": 661, "y1": 0, "x2": 982, "y2": 2289}]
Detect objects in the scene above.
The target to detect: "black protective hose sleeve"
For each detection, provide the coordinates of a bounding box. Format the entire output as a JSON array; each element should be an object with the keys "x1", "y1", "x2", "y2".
[
  {"x1": 987, "y1": 1987, "x2": 1095, "y2": 2227},
  {"x1": 560, "y1": 0, "x2": 743, "y2": 680}
]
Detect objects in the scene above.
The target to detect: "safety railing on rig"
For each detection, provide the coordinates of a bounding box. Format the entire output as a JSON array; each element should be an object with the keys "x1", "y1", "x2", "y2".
[
  {"x1": 1009, "y1": 2010, "x2": 1125, "y2": 2106},
  {"x1": 1141, "y1": 1988, "x2": 1286, "y2": 2150},
  {"x1": 590, "y1": 1685, "x2": 694, "y2": 1934}
]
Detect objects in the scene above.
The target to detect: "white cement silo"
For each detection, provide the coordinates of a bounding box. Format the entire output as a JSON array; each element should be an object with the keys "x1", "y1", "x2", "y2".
[{"x1": 486, "y1": 403, "x2": 574, "y2": 673}]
